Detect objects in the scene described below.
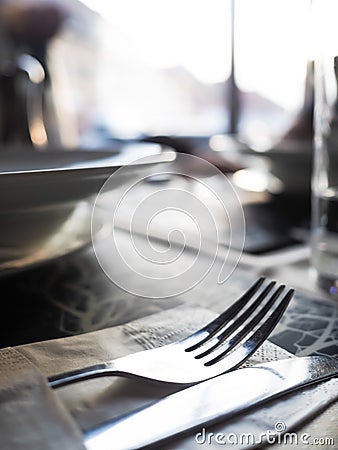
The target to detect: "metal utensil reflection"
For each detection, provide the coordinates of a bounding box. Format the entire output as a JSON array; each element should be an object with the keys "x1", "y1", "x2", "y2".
[
  {"x1": 0, "y1": 1, "x2": 67, "y2": 148},
  {"x1": 17, "y1": 54, "x2": 47, "y2": 148}
]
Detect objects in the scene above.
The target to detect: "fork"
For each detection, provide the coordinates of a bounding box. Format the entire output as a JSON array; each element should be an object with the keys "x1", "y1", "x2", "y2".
[{"x1": 48, "y1": 277, "x2": 294, "y2": 387}]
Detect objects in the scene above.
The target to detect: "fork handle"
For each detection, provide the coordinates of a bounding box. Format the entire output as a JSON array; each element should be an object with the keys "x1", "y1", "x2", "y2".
[{"x1": 48, "y1": 362, "x2": 118, "y2": 388}]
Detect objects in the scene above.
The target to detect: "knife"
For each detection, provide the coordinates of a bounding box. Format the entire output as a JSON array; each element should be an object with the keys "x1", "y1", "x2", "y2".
[{"x1": 84, "y1": 356, "x2": 338, "y2": 450}]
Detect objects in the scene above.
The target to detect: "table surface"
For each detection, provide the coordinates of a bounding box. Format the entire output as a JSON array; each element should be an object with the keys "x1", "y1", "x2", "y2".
[{"x1": 0, "y1": 173, "x2": 337, "y2": 360}]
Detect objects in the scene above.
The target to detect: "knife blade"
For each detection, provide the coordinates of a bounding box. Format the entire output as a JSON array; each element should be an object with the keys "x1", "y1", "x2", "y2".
[{"x1": 84, "y1": 356, "x2": 338, "y2": 450}]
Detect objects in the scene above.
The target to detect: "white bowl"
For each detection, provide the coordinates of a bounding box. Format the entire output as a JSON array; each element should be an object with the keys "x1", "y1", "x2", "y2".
[{"x1": 0, "y1": 146, "x2": 174, "y2": 264}]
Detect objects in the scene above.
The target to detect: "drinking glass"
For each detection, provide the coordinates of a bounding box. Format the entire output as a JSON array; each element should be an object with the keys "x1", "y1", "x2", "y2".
[{"x1": 311, "y1": 0, "x2": 338, "y2": 295}]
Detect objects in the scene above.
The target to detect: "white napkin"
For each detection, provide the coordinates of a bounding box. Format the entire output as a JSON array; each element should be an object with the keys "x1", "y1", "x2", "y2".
[
  {"x1": 1, "y1": 304, "x2": 338, "y2": 449},
  {"x1": 0, "y1": 348, "x2": 85, "y2": 450}
]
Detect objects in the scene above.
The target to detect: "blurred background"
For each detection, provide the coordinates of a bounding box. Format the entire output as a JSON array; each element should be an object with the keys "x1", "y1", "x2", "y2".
[
  {"x1": 2, "y1": 0, "x2": 338, "y2": 349},
  {"x1": 0, "y1": 0, "x2": 319, "y2": 262},
  {"x1": 0, "y1": 0, "x2": 313, "y2": 148}
]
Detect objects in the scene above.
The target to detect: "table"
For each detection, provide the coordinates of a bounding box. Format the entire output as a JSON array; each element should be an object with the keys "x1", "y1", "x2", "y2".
[
  {"x1": 0, "y1": 175, "x2": 337, "y2": 360},
  {"x1": 1, "y1": 167, "x2": 337, "y2": 450}
]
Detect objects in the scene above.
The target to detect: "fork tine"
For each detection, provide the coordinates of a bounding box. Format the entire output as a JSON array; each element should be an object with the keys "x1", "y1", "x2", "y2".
[
  {"x1": 204, "y1": 288, "x2": 294, "y2": 367},
  {"x1": 191, "y1": 280, "x2": 276, "y2": 356},
  {"x1": 184, "y1": 276, "x2": 265, "y2": 352},
  {"x1": 195, "y1": 283, "x2": 284, "y2": 359}
]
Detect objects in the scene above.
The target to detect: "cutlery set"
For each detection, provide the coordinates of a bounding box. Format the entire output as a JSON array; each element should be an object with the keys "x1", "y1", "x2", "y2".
[{"x1": 47, "y1": 277, "x2": 338, "y2": 449}]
